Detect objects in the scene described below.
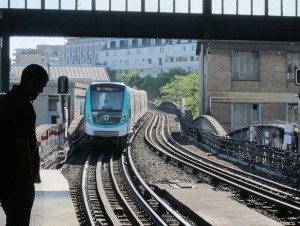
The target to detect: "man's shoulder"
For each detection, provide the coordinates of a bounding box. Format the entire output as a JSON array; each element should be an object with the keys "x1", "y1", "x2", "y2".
[{"x1": 0, "y1": 90, "x2": 31, "y2": 115}]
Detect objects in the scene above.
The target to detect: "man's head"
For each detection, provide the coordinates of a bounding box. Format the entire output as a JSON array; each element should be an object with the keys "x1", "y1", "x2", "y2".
[{"x1": 20, "y1": 64, "x2": 49, "y2": 101}]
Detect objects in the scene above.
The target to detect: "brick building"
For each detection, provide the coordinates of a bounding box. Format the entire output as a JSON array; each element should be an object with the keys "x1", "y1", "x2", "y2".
[{"x1": 198, "y1": 41, "x2": 300, "y2": 133}]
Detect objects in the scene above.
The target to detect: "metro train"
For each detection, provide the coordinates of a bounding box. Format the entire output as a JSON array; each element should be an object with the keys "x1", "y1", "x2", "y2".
[{"x1": 84, "y1": 82, "x2": 147, "y2": 146}]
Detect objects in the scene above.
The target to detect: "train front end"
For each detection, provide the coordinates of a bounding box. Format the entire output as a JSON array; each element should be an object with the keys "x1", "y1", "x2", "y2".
[{"x1": 84, "y1": 83, "x2": 130, "y2": 145}]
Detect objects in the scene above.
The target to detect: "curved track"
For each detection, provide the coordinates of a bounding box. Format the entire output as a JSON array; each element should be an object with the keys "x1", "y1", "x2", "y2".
[{"x1": 145, "y1": 110, "x2": 300, "y2": 221}]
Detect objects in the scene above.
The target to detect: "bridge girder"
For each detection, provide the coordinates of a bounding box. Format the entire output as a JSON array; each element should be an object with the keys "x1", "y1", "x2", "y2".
[{"x1": 0, "y1": 9, "x2": 300, "y2": 41}]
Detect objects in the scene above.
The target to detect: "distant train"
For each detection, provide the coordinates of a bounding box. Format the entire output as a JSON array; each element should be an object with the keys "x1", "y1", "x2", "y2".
[{"x1": 84, "y1": 82, "x2": 147, "y2": 146}]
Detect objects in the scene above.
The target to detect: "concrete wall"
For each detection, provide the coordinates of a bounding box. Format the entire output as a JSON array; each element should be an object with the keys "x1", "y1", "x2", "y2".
[{"x1": 34, "y1": 95, "x2": 50, "y2": 126}]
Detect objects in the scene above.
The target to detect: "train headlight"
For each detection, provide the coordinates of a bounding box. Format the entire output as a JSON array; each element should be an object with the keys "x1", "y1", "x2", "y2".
[
  {"x1": 86, "y1": 114, "x2": 90, "y2": 118},
  {"x1": 123, "y1": 119, "x2": 127, "y2": 123},
  {"x1": 123, "y1": 115, "x2": 127, "y2": 118},
  {"x1": 87, "y1": 119, "x2": 90, "y2": 122}
]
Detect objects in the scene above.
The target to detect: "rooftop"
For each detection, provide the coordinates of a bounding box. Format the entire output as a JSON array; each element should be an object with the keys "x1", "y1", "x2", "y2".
[{"x1": 10, "y1": 64, "x2": 110, "y2": 83}]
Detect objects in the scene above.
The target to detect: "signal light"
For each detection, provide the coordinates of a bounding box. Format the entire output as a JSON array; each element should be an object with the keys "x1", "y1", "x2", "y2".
[
  {"x1": 295, "y1": 69, "x2": 300, "y2": 86},
  {"x1": 58, "y1": 76, "x2": 69, "y2": 94}
]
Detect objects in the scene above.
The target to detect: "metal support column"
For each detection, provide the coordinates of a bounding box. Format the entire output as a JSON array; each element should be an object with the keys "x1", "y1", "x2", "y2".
[
  {"x1": 0, "y1": 34, "x2": 10, "y2": 93},
  {"x1": 199, "y1": 43, "x2": 204, "y2": 116},
  {"x1": 298, "y1": 91, "x2": 300, "y2": 153}
]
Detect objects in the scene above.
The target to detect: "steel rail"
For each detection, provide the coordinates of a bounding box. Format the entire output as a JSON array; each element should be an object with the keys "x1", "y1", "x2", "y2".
[
  {"x1": 129, "y1": 111, "x2": 191, "y2": 225},
  {"x1": 96, "y1": 153, "x2": 122, "y2": 225},
  {"x1": 110, "y1": 152, "x2": 145, "y2": 225},
  {"x1": 81, "y1": 153, "x2": 96, "y2": 226}
]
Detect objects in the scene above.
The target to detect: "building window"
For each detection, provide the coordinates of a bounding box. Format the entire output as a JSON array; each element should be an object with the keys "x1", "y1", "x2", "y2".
[
  {"x1": 232, "y1": 51, "x2": 259, "y2": 80},
  {"x1": 287, "y1": 53, "x2": 300, "y2": 80},
  {"x1": 105, "y1": 52, "x2": 109, "y2": 56},
  {"x1": 159, "y1": 58, "x2": 163, "y2": 65},
  {"x1": 49, "y1": 98, "x2": 58, "y2": 110},
  {"x1": 231, "y1": 103, "x2": 260, "y2": 131},
  {"x1": 160, "y1": 47, "x2": 164, "y2": 53},
  {"x1": 148, "y1": 59, "x2": 152, "y2": 64}
]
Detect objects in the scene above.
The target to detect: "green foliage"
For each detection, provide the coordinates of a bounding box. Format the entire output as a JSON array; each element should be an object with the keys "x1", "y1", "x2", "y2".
[
  {"x1": 116, "y1": 70, "x2": 142, "y2": 87},
  {"x1": 114, "y1": 68, "x2": 199, "y2": 118},
  {"x1": 160, "y1": 72, "x2": 199, "y2": 118},
  {"x1": 107, "y1": 68, "x2": 117, "y2": 81}
]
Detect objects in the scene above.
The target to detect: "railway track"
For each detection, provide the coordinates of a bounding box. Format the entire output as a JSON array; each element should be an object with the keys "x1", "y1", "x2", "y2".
[
  {"x1": 61, "y1": 114, "x2": 200, "y2": 225},
  {"x1": 79, "y1": 129, "x2": 195, "y2": 225},
  {"x1": 145, "y1": 110, "x2": 300, "y2": 224},
  {"x1": 41, "y1": 144, "x2": 69, "y2": 169},
  {"x1": 82, "y1": 148, "x2": 153, "y2": 225},
  {"x1": 61, "y1": 108, "x2": 300, "y2": 225}
]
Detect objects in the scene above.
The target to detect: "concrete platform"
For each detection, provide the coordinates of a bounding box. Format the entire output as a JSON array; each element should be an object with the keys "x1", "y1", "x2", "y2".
[
  {"x1": 155, "y1": 183, "x2": 284, "y2": 226},
  {"x1": 0, "y1": 170, "x2": 79, "y2": 226}
]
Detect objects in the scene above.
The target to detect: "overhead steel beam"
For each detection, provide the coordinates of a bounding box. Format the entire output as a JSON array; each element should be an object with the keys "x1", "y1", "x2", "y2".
[{"x1": 0, "y1": 9, "x2": 300, "y2": 42}]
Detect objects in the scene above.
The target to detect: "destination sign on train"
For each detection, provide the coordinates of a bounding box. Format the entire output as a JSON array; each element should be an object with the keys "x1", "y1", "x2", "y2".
[{"x1": 94, "y1": 87, "x2": 121, "y2": 92}]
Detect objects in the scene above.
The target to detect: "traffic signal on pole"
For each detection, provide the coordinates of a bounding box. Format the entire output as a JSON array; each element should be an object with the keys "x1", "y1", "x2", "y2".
[
  {"x1": 58, "y1": 76, "x2": 69, "y2": 94},
  {"x1": 295, "y1": 69, "x2": 300, "y2": 86}
]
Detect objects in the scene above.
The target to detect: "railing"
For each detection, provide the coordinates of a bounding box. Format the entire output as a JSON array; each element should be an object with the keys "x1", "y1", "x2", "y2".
[
  {"x1": 251, "y1": 119, "x2": 300, "y2": 131},
  {"x1": 0, "y1": 0, "x2": 299, "y2": 17},
  {"x1": 178, "y1": 112, "x2": 300, "y2": 176}
]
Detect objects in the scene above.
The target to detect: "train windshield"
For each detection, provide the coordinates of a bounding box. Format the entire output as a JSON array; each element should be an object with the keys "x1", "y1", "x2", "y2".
[
  {"x1": 90, "y1": 84, "x2": 124, "y2": 111},
  {"x1": 90, "y1": 84, "x2": 125, "y2": 125}
]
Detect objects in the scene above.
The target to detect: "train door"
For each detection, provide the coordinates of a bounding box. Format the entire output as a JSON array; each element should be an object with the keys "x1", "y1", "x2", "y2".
[{"x1": 128, "y1": 91, "x2": 132, "y2": 133}]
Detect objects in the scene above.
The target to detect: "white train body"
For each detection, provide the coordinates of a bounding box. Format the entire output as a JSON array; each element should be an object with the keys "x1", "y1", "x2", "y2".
[{"x1": 84, "y1": 82, "x2": 147, "y2": 142}]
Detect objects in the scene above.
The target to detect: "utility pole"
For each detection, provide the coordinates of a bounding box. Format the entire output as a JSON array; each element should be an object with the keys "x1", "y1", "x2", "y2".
[
  {"x1": 294, "y1": 69, "x2": 300, "y2": 152},
  {"x1": 298, "y1": 91, "x2": 300, "y2": 153}
]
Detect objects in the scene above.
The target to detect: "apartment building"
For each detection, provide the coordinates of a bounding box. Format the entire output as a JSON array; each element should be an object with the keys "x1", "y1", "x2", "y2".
[
  {"x1": 14, "y1": 44, "x2": 64, "y2": 65},
  {"x1": 198, "y1": 41, "x2": 300, "y2": 133},
  {"x1": 64, "y1": 38, "x2": 199, "y2": 77}
]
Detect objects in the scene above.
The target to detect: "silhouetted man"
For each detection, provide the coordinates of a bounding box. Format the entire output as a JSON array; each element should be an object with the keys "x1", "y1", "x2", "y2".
[{"x1": 0, "y1": 64, "x2": 49, "y2": 226}]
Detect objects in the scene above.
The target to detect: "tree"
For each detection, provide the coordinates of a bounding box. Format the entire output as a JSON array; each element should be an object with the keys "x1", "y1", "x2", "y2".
[
  {"x1": 107, "y1": 68, "x2": 117, "y2": 81},
  {"x1": 160, "y1": 72, "x2": 199, "y2": 118},
  {"x1": 156, "y1": 68, "x2": 188, "y2": 89},
  {"x1": 139, "y1": 75, "x2": 158, "y2": 100},
  {"x1": 114, "y1": 68, "x2": 195, "y2": 104},
  {"x1": 145, "y1": 68, "x2": 188, "y2": 101},
  {"x1": 116, "y1": 70, "x2": 142, "y2": 88}
]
